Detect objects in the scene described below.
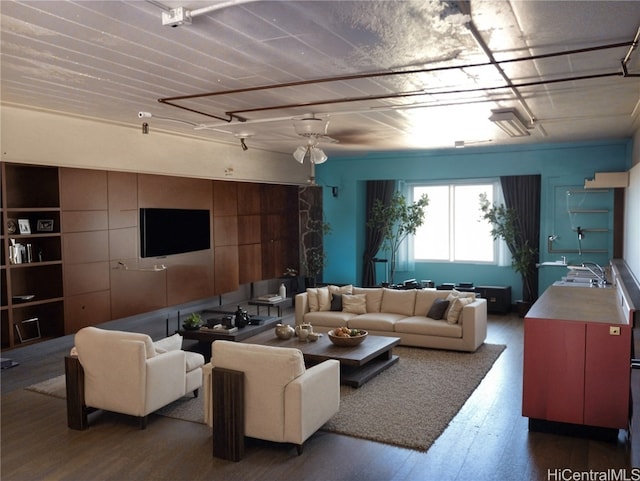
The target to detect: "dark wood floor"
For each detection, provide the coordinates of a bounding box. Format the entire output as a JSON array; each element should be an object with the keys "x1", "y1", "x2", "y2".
[{"x1": 0, "y1": 306, "x2": 633, "y2": 481}]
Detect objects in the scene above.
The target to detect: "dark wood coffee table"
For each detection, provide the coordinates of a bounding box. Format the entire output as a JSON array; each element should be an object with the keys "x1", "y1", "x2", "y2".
[
  {"x1": 243, "y1": 329, "x2": 400, "y2": 387},
  {"x1": 178, "y1": 316, "x2": 281, "y2": 360}
]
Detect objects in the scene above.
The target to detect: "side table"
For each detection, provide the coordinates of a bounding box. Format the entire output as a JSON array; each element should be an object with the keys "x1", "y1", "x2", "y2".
[{"x1": 248, "y1": 297, "x2": 290, "y2": 317}]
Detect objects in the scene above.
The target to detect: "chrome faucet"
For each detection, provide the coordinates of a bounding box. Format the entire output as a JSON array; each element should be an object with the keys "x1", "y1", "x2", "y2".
[{"x1": 582, "y1": 262, "x2": 607, "y2": 287}]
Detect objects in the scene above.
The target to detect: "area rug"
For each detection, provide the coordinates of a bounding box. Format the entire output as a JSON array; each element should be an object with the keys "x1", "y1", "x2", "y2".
[
  {"x1": 322, "y1": 344, "x2": 505, "y2": 451},
  {"x1": 25, "y1": 343, "x2": 505, "y2": 451}
]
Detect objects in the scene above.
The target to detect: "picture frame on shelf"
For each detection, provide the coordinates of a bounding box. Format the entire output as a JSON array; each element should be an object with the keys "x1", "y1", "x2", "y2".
[
  {"x1": 36, "y1": 219, "x2": 54, "y2": 232},
  {"x1": 18, "y1": 219, "x2": 31, "y2": 235},
  {"x1": 6, "y1": 218, "x2": 17, "y2": 235}
]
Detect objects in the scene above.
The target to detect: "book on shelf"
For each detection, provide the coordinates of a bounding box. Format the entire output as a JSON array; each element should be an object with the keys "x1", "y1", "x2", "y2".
[{"x1": 258, "y1": 294, "x2": 282, "y2": 302}]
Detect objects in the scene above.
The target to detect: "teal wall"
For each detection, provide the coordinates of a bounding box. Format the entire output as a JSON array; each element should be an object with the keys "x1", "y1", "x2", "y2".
[{"x1": 315, "y1": 139, "x2": 633, "y2": 302}]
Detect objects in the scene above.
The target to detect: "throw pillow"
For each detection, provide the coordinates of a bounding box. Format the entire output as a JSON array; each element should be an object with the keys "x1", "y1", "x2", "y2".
[
  {"x1": 153, "y1": 333, "x2": 183, "y2": 353},
  {"x1": 426, "y1": 298, "x2": 450, "y2": 320},
  {"x1": 342, "y1": 294, "x2": 367, "y2": 314},
  {"x1": 317, "y1": 287, "x2": 331, "y2": 311},
  {"x1": 444, "y1": 290, "x2": 476, "y2": 318},
  {"x1": 446, "y1": 297, "x2": 474, "y2": 324},
  {"x1": 329, "y1": 284, "x2": 353, "y2": 295},
  {"x1": 307, "y1": 288, "x2": 319, "y2": 312},
  {"x1": 330, "y1": 293, "x2": 343, "y2": 311}
]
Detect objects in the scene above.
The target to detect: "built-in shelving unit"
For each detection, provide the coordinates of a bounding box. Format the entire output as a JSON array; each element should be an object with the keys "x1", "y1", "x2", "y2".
[{"x1": 1, "y1": 163, "x2": 64, "y2": 349}]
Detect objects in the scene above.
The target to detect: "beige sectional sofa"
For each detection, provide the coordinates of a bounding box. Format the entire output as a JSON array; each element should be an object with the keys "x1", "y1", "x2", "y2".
[{"x1": 295, "y1": 286, "x2": 487, "y2": 352}]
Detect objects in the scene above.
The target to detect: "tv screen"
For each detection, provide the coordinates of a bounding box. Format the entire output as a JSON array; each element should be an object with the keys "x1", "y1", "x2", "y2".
[{"x1": 140, "y1": 208, "x2": 211, "y2": 258}]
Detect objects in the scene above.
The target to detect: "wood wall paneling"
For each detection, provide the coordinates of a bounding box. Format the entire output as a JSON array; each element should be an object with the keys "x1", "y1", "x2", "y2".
[
  {"x1": 213, "y1": 181, "x2": 238, "y2": 216},
  {"x1": 237, "y1": 182, "x2": 261, "y2": 215},
  {"x1": 238, "y1": 215, "x2": 261, "y2": 245},
  {"x1": 108, "y1": 171, "x2": 137, "y2": 229},
  {"x1": 138, "y1": 174, "x2": 213, "y2": 209},
  {"x1": 62, "y1": 210, "x2": 109, "y2": 233},
  {"x1": 59, "y1": 168, "x2": 108, "y2": 210},
  {"x1": 63, "y1": 262, "x2": 110, "y2": 296},
  {"x1": 63, "y1": 230, "x2": 109, "y2": 265},
  {"x1": 239, "y1": 244, "x2": 262, "y2": 284},
  {"x1": 166, "y1": 260, "x2": 215, "y2": 306},
  {"x1": 64, "y1": 291, "x2": 111, "y2": 334},
  {"x1": 214, "y1": 216, "x2": 239, "y2": 247},
  {"x1": 215, "y1": 245, "x2": 240, "y2": 294},
  {"x1": 109, "y1": 227, "x2": 138, "y2": 262},
  {"x1": 110, "y1": 268, "x2": 167, "y2": 319}
]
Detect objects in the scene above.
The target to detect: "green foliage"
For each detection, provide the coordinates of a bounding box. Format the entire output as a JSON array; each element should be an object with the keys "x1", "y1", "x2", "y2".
[
  {"x1": 368, "y1": 191, "x2": 429, "y2": 283},
  {"x1": 479, "y1": 193, "x2": 538, "y2": 302},
  {"x1": 184, "y1": 312, "x2": 202, "y2": 327}
]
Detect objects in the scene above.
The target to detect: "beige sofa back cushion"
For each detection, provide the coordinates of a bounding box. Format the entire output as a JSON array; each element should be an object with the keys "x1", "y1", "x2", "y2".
[
  {"x1": 414, "y1": 289, "x2": 448, "y2": 316},
  {"x1": 380, "y1": 288, "x2": 417, "y2": 317},
  {"x1": 352, "y1": 287, "x2": 383, "y2": 312}
]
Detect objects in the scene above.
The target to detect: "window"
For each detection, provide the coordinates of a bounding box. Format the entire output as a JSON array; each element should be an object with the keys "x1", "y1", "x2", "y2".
[{"x1": 412, "y1": 182, "x2": 498, "y2": 263}]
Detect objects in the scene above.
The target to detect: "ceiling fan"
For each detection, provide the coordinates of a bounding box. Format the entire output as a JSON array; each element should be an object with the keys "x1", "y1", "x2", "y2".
[{"x1": 292, "y1": 115, "x2": 338, "y2": 164}]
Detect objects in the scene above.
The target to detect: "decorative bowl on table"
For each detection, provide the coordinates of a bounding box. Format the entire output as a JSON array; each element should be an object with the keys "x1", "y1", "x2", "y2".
[{"x1": 328, "y1": 328, "x2": 368, "y2": 347}]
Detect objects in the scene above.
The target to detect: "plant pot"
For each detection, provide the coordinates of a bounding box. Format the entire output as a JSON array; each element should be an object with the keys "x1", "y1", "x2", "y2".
[
  {"x1": 182, "y1": 324, "x2": 201, "y2": 331},
  {"x1": 516, "y1": 300, "x2": 532, "y2": 318}
]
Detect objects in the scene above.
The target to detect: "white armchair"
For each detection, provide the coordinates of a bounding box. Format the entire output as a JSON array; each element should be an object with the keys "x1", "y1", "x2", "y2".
[
  {"x1": 203, "y1": 340, "x2": 340, "y2": 457},
  {"x1": 66, "y1": 327, "x2": 204, "y2": 429}
]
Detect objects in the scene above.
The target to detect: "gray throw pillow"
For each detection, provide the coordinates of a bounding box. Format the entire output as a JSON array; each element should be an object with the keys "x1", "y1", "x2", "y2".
[
  {"x1": 427, "y1": 298, "x2": 449, "y2": 320},
  {"x1": 330, "y1": 293, "x2": 343, "y2": 311}
]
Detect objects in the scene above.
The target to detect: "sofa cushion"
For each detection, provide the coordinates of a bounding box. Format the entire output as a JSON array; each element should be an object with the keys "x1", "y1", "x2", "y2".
[
  {"x1": 447, "y1": 296, "x2": 474, "y2": 324},
  {"x1": 348, "y1": 313, "x2": 404, "y2": 332},
  {"x1": 184, "y1": 351, "x2": 205, "y2": 372},
  {"x1": 445, "y1": 290, "x2": 476, "y2": 319},
  {"x1": 414, "y1": 289, "x2": 449, "y2": 316},
  {"x1": 342, "y1": 294, "x2": 367, "y2": 314},
  {"x1": 329, "y1": 284, "x2": 353, "y2": 295},
  {"x1": 352, "y1": 287, "x2": 383, "y2": 312},
  {"x1": 304, "y1": 310, "x2": 355, "y2": 328},
  {"x1": 395, "y1": 317, "x2": 463, "y2": 338},
  {"x1": 380, "y1": 288, "x2": 417, "y2": 316},
  {"x1": 426, "y1": 298, "x2": 450, "y2": 320},
  {"x1": 153, "y1": 333, "x2": 183, "y2": 353},
  {"x1": 330, "y1": 293, "x2": 342, "y2": 311},
  {"x1": 307, "y1": 286, "x2": 331, "y2": 312},
  {"x1": 317, "y1": 287, "x2": 331, "y2": 311}
]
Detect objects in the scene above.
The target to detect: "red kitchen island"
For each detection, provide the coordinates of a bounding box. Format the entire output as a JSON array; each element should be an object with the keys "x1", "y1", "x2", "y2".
[{"x1": 523, "y1": 280, "x2": 634, "y2": 438}]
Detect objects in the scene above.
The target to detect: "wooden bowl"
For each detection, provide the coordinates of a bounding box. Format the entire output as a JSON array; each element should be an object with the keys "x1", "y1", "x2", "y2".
[{"x1": 328, "y1": 329, "x2": 368, "y2": 347}]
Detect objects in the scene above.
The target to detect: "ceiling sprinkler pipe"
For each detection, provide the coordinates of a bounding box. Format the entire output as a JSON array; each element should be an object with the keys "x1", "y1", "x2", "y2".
[{"x1": 189, "y1": 0, "x2": 260, "y2": 18}]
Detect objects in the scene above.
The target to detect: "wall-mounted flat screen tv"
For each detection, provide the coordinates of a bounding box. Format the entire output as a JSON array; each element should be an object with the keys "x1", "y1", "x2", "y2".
[{"x1": 140, "y1": 208, "x2": 211, "y2": 258}]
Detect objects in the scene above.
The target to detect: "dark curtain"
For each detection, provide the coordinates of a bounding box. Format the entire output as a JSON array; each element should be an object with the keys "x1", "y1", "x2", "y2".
[
  {"x1": 362, "y1": 180, "x2": 395, "y2": 287},
  {"x1": 500, "y1": 175, "x2": 541, "y2": 301}
]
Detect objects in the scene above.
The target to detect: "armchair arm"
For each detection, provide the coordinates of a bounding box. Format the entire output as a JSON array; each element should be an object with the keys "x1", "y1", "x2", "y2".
[
  {"x1": 295, "y1": 292, "x2": 310, "y2": 326},
  {"x1": 144, "y1": 350, "x2": 187, "y2": 414},
  {"x1": 283, "y1": 359, "x2": 340, "y2": 444},
  {"x1": 459, "y1": 298, "x2": 487, "y2": 352}
]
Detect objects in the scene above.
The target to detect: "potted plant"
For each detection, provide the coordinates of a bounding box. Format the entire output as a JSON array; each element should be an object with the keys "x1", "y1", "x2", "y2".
[
  {"x1": 367, "y1": 190, "x2": 429, "y2": 285},
  {"x1": 479, "y1": 193, "x2": 538, "y2": 316},
  {"x1": 182, "y1": 312, "x2": 202, "y2": 330}
]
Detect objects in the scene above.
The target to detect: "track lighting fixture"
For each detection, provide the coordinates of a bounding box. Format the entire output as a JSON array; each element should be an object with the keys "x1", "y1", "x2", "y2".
[
  {"x1": 142, "y1": 122, "x2": 149, "y2": 134},
  {"x1": 240, "y1": 138, "x2": 248, "y2": 151}
]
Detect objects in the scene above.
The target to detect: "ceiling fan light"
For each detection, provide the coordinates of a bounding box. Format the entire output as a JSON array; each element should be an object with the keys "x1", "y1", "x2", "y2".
[
  {"x1": 294, "y1": 116, "x2": 329, "y2": 137},
  {"x1": 310, "y1": 147, "x2": 328, "y2": 164},
  {"x1": 293, "y1": 146, "x2": 307, "y2": 163},
  {"x1": 489, "y1": 108, "x2": 531, "y2": 137}
]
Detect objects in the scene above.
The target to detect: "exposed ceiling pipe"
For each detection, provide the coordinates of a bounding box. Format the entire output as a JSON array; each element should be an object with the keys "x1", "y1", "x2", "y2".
[
  {"x1": 621, "y1": 25, "x2": 640, "y2": 77},
  {"x1": 190, "y1": 0, "x2": 259, "y2": 18},
  {"x1": 457, "y1": 1, "x2": 537, "y2": 128},
  {"x1": 159, "y1": 40, "x2": 633, "y2": 123}
]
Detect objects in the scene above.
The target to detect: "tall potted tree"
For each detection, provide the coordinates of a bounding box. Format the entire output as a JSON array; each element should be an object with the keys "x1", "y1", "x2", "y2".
[
  {"x1": 479, "y1": 193, "x2": 538, "y2": 316},
  {"x1": 368, "y1": 190, "x2": 429, "y2": 285}
]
